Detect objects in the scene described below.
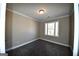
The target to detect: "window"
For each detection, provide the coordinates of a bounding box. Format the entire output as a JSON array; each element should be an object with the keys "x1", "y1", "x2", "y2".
[{"x1": 45, "y1": 21, "x2": 59, "y2": 37}]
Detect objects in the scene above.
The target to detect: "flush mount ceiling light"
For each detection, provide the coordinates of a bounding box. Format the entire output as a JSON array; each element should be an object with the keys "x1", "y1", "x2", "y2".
[
  {"x1": 39, "y1": 9, "x2": 44, "y2": 14},
  {"x1": 37, "y1": 8, "x2": 46, "y2": 15}
]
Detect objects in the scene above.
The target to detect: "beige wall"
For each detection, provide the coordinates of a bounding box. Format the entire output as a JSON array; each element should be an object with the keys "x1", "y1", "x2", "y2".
[
  {"x1": 39, "y1": 16, "x2": 70, "y2": 45},
  {"x1": 5, "y1": 10, "x2": 40, "y2": 49}
]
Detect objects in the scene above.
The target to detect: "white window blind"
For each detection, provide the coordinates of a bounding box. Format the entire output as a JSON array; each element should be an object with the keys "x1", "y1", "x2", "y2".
[{"x1": 45, "y1": 21, "x2": 59, "y2": 37}]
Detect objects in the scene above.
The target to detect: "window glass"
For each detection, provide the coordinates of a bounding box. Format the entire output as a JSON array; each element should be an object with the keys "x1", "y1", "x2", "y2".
[{"x1": 45, "y1": 21, "x2": 59, "y2": 37}]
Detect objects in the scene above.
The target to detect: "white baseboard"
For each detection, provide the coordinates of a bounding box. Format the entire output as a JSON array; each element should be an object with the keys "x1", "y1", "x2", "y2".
[
  {"x1": 38, "y1": 38, "x2": 70, "y2": 47},
  {"x1": 6, "y1": 39, "x2": 38, "y2": 52},
  {"x1": 6, "y1": 38, "x2": 71, "y2": 52}
]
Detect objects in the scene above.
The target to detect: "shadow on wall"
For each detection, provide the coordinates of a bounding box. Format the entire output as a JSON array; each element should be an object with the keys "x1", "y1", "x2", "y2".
[
  {"x1": 5, "y1": 8, "x2": 40, "y2": 51},
  {"x1": 5, "y1": 9, "x2": 13, "y2": 50},
  {"x1": 69, "y1": 4, "x2": 74, "y2": 51}
]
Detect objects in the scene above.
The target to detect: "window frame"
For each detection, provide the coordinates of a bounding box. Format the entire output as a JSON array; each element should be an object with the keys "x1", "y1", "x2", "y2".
[{"x1": 44, "y1": 21, "x2": 59, "y2": 37}]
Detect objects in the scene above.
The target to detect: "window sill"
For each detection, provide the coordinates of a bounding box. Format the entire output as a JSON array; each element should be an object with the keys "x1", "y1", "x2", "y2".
[{"x1": 44, "y1": 35, "x2": 59, "y2": 38}]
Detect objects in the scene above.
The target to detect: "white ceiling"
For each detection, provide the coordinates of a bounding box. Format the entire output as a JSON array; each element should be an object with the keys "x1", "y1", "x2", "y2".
[{"x1": 7, "y1": 3, "x2": 72, "y2": 21}]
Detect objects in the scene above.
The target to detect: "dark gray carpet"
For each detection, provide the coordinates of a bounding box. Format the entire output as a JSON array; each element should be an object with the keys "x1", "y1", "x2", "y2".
[{"x1": 7, "y1": 39, "x2": 72, "y2": 56}]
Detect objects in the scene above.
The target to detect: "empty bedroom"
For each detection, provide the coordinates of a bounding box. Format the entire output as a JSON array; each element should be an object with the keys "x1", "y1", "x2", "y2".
[{"x1": 5, "y1": 3, "x2": 74, "y2": 56}]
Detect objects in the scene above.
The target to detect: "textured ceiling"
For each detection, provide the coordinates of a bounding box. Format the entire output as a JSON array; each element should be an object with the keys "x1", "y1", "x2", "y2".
[{"x1": 7, "y1": 3, "x2": 72, "y2": 21}]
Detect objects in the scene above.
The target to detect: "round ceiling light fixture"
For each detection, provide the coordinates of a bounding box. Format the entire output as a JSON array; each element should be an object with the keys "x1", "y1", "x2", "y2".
[
  {"x1": 37, "y1": 8, "x2": 46, "y2": 15},
  {"x1": 39, "y1": 9, "x2": 44, "y2": 14}
]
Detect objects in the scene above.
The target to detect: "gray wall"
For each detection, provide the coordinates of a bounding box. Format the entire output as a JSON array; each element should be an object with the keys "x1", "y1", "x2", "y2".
[
  {"x1": 5, "y1": 8, "x2": 73, "y2": 52},
  {"x1": 5, "y1": 10, "x2": 40, "y2": 49},
  {"x1": 39, "y1": 16, "x2": 70, "y2": 45},
  {"x1": 69, "y1": 8, "x2": 74, "y2": 50},
  {"x1": 5, "y1": 10, "x2": 12, "y2": 49}
]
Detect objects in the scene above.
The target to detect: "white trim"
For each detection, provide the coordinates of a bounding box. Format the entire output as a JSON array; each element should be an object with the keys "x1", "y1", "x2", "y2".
[
  {"x1": 38, "y1": 38, "x2": 70, "y2": 47},
  {"x1": 6, "y1": 38, "x2": 70, "y2": 52},
  {"x1": 5, "y1": 0, "x2": 75, "y2": 3},
  {"x1": 54, "y1": 15, "x2": 69, "y2": 19},
  {"x1": 7, "y1": 8, "x2": 69, "y2": 22},
  {"x1": 42, "y1": 15, "x2": 70, "y2": 22},
  {"x1": 7, "y1": 8, "x2": 40, "y2": 22},
  {"x1": 73, "y1": 3, "x2": 79, "y2": 56},
  {"x1": 0, "y1": 2, "x2": 6, "y2": 53},
  {"x1": 6, "y1": 39, "x2": 38, "y2": 51}
]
